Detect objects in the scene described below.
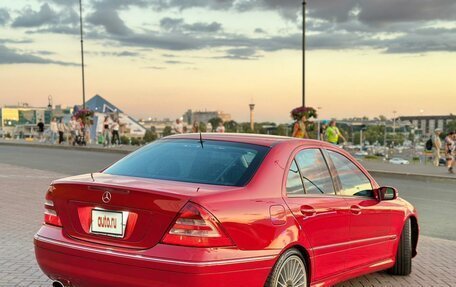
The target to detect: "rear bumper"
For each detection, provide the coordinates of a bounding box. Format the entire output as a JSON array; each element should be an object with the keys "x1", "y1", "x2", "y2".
[{"x1": 34, "y1": 225, "x2": 277, "y2": 287}]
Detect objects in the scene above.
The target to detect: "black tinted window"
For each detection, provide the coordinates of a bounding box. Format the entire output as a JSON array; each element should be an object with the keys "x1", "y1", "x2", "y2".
[
  {"x1": 104, "y1": 140, "x2": 269, "y2": 187},
  {"x1": 327, "y1": 151, "x2": 372, "y2": 197},
  {"x1": 295, "y1": 149, "x2": 335, "y2": 195}
]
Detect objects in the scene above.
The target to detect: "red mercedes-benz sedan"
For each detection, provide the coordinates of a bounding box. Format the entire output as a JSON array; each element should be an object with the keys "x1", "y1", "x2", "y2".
[{"x1": 34, "y1": 134, "x2": 419, "y2": 287}]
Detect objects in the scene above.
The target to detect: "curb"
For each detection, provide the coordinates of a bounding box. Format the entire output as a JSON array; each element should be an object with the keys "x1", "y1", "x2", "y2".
[{"x1": 368, "y1": 169, "x2": 456, "y2": 181}]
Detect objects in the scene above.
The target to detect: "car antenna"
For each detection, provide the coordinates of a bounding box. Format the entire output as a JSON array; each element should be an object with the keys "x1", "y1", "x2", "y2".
[{"x1": 199, "y1": 132, "x2": 204, "y2": 149}]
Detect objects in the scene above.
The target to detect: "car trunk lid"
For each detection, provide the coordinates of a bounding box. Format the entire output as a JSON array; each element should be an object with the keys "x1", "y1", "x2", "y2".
[{"x1": 51, "y1": 173, "x2": 206, "y2": 249}]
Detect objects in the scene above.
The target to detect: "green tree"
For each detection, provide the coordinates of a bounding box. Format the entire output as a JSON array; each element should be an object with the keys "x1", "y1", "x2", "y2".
[
  {"x1": 224, "y1": 120, "x2": 238, "y2": 133},
  {"x1": 364, "y1": 125, "x2": 385, "y2": 145},
  {"x1": 446, "y1": 120, "x2": 456, "y2": 133},
  {"x1": 199, "y1": 122, "x2": 207, "y2": 132},
  {"x1": 379, "y1": 115, "x2": 387, "y2": 122},
  {"x1": 208, "y1": 117, "x2": 223, "y2": 131},
  {"x1": 163, "y1": 126, "x2": 172, "y2": 137},
  {"x1": 239, "y1": 122, "x2": 254, "y2": 133},
  {"x1": 143, "y1": 129, "x2": 157, "y2": 143}
]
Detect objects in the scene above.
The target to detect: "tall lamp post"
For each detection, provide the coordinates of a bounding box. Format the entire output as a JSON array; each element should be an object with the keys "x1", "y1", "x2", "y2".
[
  {"x1": 79, "y1": 0, "x2": 86, "y2": 109},
  {"x1": 392, "y1": 110, "x2": 397, "y2": 133},
  {"x1": 302, "y1": 1, "x2": 306, "y2": 107}
]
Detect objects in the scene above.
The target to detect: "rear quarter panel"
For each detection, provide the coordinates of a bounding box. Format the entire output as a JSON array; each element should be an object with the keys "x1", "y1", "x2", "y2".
[{"x1": 195, "y1": 142, "x2": 312, "y2": 252}]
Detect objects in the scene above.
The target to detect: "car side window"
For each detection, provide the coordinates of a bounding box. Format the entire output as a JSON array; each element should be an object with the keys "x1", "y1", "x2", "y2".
[
  {"x1": 286, "y1": 160, "x2": 305, "y2": 196},
  {"x1": 327, "y1": 151, "x2": 373, "y2": 197},
  {"x1": 295, "y1": 149, "x2": 335, "y2": 195}
]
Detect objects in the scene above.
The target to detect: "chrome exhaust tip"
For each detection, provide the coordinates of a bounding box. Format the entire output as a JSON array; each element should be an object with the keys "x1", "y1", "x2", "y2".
[{"x1": 52, "y1": 281, "x2": 65, "y2": 287}]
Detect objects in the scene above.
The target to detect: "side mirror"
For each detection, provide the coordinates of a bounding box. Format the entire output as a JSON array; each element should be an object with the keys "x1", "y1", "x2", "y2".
[{"x1": 376, "y1": 187, "x2": 398, "y2": 201}]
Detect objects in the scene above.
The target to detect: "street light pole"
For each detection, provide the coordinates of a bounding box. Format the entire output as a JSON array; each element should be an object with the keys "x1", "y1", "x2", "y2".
[
  {"x1": 393, "y1": 110, "x2": 397, "y2": 133},
  {"x1": 302, "y1": 1, "x2": 306, "y2": 108},
  {"x1": 79, "y1": 0, "x2": 86, "y2": 109}
]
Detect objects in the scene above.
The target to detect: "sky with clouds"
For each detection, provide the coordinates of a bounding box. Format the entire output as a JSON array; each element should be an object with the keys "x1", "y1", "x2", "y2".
[{"x1": 1, "y1": 0, "x2": 456, "y2": 122}]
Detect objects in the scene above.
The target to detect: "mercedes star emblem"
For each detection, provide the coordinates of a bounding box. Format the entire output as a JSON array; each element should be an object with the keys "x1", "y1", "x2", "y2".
[{"x1": 102, "y1": 191, "x2": 112, "y2": 203}]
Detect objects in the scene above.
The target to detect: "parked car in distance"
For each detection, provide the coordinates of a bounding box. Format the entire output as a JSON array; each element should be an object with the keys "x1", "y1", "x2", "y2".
[
  {"x1": 389, "y1": 157, "x2": 410, "y2": 165},
  {"x1": 35, "y1": 134, "x2": 419, "y2": 287},
  {"x1": 355, "y1": 150, "x2": 369, "y2": 157}
]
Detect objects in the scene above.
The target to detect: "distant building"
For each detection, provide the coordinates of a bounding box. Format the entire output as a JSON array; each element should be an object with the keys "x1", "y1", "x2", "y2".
[
  {"x1": 0, "y1": 103, "x2": 59, "y2": 138},
  {"x1": 138, "y1": 118, "x2": 174, "y2": 138},
  {"x1": 398, "y1": 115, "x2": 456, "y2": 135},
  {"x1": 183, "y1": 109, "x2": 231, "y2": 124},
  {"x1": 86, "y1": 95, "x2": 146, "y2": 139}
]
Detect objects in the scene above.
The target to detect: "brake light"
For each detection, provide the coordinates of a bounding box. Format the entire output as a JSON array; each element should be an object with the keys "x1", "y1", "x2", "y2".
[
  {"x1": 44, "y1": 186, "x2": 62, "y2": 227},
  {"x1": 161, "y1": 202, "x2": 234, "y2": 247}
]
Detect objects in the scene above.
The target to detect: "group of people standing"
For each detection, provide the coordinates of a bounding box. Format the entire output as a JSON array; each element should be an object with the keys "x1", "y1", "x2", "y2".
[
  {"x1": 292, "y1": 115, "x2": 346, "y2": 145},
  {"x1": 37, "y1": 117, "x2": 87, "y2": 145},
  {"x1": 101, "y1": 116, "x2": 121, "y2": 147},
  {"x1": 432, "y1": 129, "x2": 456, "y2": 173}
]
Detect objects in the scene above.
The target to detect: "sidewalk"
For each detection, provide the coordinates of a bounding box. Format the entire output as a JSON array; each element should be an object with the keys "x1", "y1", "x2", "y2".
[
  {"x1": 0, "y1": 138, "x2": 136, "y2": 154},
  {"x1": 361, "y1": 160, "x2": 456, "y2": 181}
]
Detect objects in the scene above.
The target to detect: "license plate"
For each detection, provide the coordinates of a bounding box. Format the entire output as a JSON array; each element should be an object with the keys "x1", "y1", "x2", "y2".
[{"x1": 91, "y1": 209, "x2": 126, "y2": 237}]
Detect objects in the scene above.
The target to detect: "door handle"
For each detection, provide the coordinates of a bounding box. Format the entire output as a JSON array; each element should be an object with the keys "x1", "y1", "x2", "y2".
[
  {"x1": 350, "y1": 205, "x2": 362, "y2": 215},
  {"x1": 300, "y1": 205, "x2": 316, "y2": 217}
]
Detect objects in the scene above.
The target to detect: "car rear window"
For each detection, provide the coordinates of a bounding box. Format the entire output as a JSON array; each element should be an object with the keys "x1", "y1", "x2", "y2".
[{"x1": 104, "y1": 139, "x2": 270, "y2": 187}]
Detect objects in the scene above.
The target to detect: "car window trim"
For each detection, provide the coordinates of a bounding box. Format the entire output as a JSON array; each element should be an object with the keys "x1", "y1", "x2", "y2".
[
  {"x1": 324, "y1": 149, "x2": 374, "y2": 198},
  {"x1": 284, "y1": 147, "x2": 337, "y2": 198},
  {"x1": 286, "y1": 159, "x2": 306, "y2": 197}
]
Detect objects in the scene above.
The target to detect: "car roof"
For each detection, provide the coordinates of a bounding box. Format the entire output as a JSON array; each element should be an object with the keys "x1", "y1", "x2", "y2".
[{"x1": 164, "y1": 133, "x2": 329, "y2": 148}]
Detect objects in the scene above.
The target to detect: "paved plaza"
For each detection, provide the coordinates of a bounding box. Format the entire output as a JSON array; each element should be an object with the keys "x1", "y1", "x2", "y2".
[{"x1": 0, "y1": 160, "x2": 455, "y2": 286}]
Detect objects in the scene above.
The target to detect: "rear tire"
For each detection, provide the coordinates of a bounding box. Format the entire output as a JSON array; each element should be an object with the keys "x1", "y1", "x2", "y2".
[
  {"x1": 388, "y1": 218, "x2": 412, "y2": 275},
  {"x1": 265, "y1": 248, "x2": 307, "y2": 287}
]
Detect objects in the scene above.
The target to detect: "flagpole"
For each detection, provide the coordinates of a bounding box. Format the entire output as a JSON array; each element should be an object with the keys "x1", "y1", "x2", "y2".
[
  {"x1": 79, "y1": 0, "x2": 86, "y2": 109},
  {"x1": 302, "y1": 1, "x2": 306, "y2": 108}
]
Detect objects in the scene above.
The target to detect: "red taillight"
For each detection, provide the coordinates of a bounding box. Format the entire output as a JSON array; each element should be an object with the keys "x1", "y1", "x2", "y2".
[
  {"x1": 44, "y1": 186, "x2": 62, "y2": 227},
  {"x1": 161, "y1": 202, "x2": 234, "y2": 247}
]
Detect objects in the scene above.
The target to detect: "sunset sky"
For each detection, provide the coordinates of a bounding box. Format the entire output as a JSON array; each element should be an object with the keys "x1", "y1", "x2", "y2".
[{"x1": 1, "y1": 0, "x2": 456, "y2": 123}]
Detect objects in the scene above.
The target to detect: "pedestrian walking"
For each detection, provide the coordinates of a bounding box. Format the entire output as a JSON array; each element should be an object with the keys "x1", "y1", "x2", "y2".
[
  {"x1": 50, "y1": 118, "x2": 58, "y2": 144},
  {"x1": 320, "y1": 120, "x2": 328, "y2": 141},
  {"x1": 325, "y1": 120, "x2": 346, "y2": 145},
  {"x1": 103, "y1": 116, "x2": 111, "y2": 147},
  {"x1": 192, "y1": 121, "x2": 200, "y2": 133},
  {"x1": 216, "y1": 122, "x2": 225, "y2": 133},
  {"x1": 432, "y1": 128, "x2": 443, "y2": 167},
  {"x1": 173, "y1": 117, "x2": 184, "y2": 134},
  {"x1": 57, "y1": 119, "x2": 66, "y2": 144},
  {"x1": 444, "y1": 131, "x2": 455, "y2": 173},
  {"x1": 36, "y1": 119, "x2": 45, "y2": 142},
  {"x1": 292, "y1": 114, "x2": 309, "y2": 139},
  {"x1": 111, "y1": 119, "x2": 121, "y2": 146},
  {"x1": 206, "y1": 122, "x2": 213, "y2": 133},
  {"x1": 69, "y1": 116, "x2": 77, "y2": 146}
]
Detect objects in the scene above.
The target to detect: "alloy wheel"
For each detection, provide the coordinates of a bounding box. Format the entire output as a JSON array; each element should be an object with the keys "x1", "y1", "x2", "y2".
[{"x1": 274, "y1": 255, "x2": 307, "y2": 287}]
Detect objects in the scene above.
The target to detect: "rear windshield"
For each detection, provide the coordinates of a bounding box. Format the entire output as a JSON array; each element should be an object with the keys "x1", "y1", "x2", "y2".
[{"x1": 104, "y1": 139, "x2": 270, "y2": 187}]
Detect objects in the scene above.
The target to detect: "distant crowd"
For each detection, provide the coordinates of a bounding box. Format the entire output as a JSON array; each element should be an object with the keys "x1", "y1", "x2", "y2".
[
  {"x1": 291, "y1": 113, "x2": 346, "y2": 145},
  {"x1": 291, "y1": 113, "x2": 455, "y2": 174},
  {"x1": 172, "y1": 117, "x2": 226, "y2": 134},
  {"x1": 430, "y1": 129, "x2": 455, "y2": 174},
  {"x1": 36, "y1": 115, "x2": 122, "y2": 148}
]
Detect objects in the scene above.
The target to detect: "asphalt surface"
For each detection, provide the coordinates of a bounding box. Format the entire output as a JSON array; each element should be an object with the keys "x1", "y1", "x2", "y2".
[{"x1": 1, "y1": 145, "x2": 455, "y2": 241}]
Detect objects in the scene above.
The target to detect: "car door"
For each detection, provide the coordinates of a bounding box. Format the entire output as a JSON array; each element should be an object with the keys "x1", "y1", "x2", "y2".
[
  {"x1": 326, "y1": 149, "x2": 395, "y2": 269},
  {"x1": 283, "y1": 148, "x2": 350, "y2": 281}
]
